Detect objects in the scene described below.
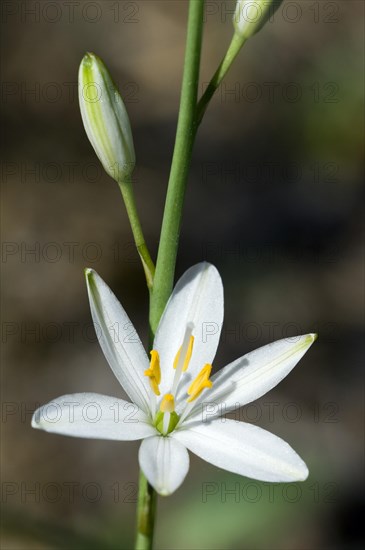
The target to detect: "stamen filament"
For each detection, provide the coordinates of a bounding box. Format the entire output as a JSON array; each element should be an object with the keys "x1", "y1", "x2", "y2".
[
  {"x1": 177, "y1": 400, "x2": 196, "y2": 427},
  {"x1": 171, "y1": 322, "x2": 195, "y2": 395},
  {"x1": 149, "y1": 393, "x2": 156, "y2": 418}
]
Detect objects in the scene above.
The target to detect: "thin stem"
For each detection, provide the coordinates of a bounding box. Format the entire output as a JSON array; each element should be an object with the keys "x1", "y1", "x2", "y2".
[
  {"x1": 135, "y1": 26, "x2": 245, "y2": 546},
  {"x1": 135, "y1": 470, "x2": 157, "y2": 550},
  {"x1": 134, "y1": 203, "x2": 159, "y2": 550},
  {"x1": 135, "y1": 4, "x2": 205, "y2": 548},
  {"x1": 118, "y1": 178, "x2": 155, "y2": 289},
  {"x1": 149, "y1": 0, "x2": 205, "y2": 335},
  {"x1": 196, "y1": 33, "x2": 246, "y2": 126}
]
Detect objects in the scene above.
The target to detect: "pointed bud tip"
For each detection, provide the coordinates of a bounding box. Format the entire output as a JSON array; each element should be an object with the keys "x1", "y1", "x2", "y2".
[
  {"x1": 82, "y1": 52, "x2": 97, "y2": 66},
  {"x1": 303, "y1": 333, "x2": 317, "y2": 346},
  {"x1": 84, "y1": 267, "x2": 95, "y2": 281}
]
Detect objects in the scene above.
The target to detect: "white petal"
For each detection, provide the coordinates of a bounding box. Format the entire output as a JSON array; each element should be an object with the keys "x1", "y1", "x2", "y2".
[
  {"x1": 154, "y1": 263, "x2": 224, "y2": 401},
  {"x1": 32, "y1": 393, "x2": 156, "y2": 440},
  {"x1": 139, "y1": 436, "x2": 190, "y2": 496},
  {"x1": 188, "y1": 334, "x2": 317, "y2": 422},
  {"x1": 86, "y1": 269, "x2": 151, "y2": 413},
  {"x1": 173, "y1": 419, "x2": 308, "y2": 482}
]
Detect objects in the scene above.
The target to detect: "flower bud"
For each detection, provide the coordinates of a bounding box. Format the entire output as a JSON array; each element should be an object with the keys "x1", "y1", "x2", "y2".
[
  {"x1": 233, "y1": 0, "x2": 283, "y2": 40},
  {"x1": 78, "y1": 52, "x2": 135, "y2": 182}
]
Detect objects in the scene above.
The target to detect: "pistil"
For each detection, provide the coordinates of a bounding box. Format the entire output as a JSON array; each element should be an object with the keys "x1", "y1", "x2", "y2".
[{"x1": 160, "y1": 393, "x2": 175, "y2": 435}]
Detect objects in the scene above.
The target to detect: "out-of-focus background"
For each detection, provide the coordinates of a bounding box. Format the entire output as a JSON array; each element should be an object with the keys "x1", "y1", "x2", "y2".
[{"x1": 1, "y1": 1, "x2": 364, "y2": 548}]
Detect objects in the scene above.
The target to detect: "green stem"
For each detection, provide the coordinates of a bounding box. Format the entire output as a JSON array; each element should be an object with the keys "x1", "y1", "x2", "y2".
[
  {"x1": 149, "y1": 0, "x2": 205, "y2": 335},
  {"x1": 118, "y1": 178, "x2": 155, "y2": 289},
  {"x1": 135, "y1": 471, "x2": 157, "y2": 550},
  {"x1": 135, "y1": 3, "x2": 205, "y2": 547},
  {"x1": 134, "y1": 8, "x2": 247, "y2": 550},
  {"x1": 196, "y1": 33, "x2": 246, "y2": 126}
]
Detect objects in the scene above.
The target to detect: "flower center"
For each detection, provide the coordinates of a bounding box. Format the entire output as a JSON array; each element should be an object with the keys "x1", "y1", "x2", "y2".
[{"x1": 144, "y1": 323, "x2": 213, "y2": 435}]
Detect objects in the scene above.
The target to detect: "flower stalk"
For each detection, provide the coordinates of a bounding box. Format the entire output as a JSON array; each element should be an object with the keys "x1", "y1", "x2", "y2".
[
  {"x1": 78, "y1": 52, "x2": 155, "y2": 289},
  {"x1": 196, "y1": 33, "x2": 246, "y2": 126},
  {"x1": 137, "y1": 1, "x2": 205, "y2": 545},
  {"x1": 197, "y1": 0, "x2": 284, "y2": 124},
  {"x1": 135, "y1": 471, "x2": 157, "y2": 550},
  {"x1": 118, "y1": 178, "x2": 155, "y2": 289},
  {"x1": 149, "y1": 0, "x2": 205, "y2": 335}
]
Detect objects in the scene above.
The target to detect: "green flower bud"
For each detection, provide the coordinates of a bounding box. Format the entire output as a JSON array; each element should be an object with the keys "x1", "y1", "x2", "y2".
[
  {"x1": 233, "y1": 0, "x2": 284, "y2": 40},
  {"x1": 78, "y1": 52, "x2": 135, "y2": 183}
]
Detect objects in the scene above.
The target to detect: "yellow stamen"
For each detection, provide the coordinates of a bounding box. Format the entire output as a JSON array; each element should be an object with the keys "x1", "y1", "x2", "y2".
[
  {"x1": 187, "y1": 364, "x2": 213, "y2": 402},
  {"x1": 173, "y1": 335, "x2": 195, "y2": 372},
  {"x1": 173, "y1": 347, "x2": 181, "y2": 370},
  {"x1": 144, "y1": 350, "x2": 161, "y2": 396},
  {"x1": 160, "y1": 393, "x2": 175, "y2": 413}
]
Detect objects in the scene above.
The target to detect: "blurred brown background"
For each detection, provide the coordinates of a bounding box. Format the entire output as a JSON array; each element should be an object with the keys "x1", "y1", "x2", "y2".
[{"x1": 1, "y1": 1, "x2": 364, "y2": 549}]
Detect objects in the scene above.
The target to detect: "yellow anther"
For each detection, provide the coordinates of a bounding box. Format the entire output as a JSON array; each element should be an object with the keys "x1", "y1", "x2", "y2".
[
  {"x1": 150, "y1": 350, "x2": 161, "y2": 383},
  {"x1": 187, "y1": 364, "x2": 213, "y2": 402},
  {"x1": 144, "y1": 350, "x2": 161, "y2": 396},
  {"x1": 160, "y1": 393, "x2": 175, "y2": 413},
  {"x1": 173, "y1": 335, "x2": 194, "y2": 372},
  {"x1": 173, "y1": 347, "x2": 181, "y2": 370}
]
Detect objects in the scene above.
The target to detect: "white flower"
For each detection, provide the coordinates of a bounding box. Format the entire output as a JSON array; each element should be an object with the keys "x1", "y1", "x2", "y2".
[
  {"x1": 78, "y1": 52, "x2": 135, "y2": 182},
  {"x1": 32, "y1": 263, "x2": 316, "y2": 496}
]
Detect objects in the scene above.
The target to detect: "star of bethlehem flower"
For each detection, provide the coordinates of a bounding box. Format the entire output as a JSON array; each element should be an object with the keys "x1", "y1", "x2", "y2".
[{"x1": 32, "y1": 263, "x2": 316, "y2": 496}]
